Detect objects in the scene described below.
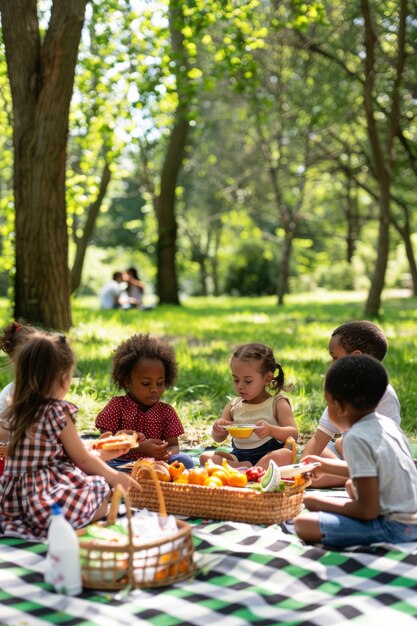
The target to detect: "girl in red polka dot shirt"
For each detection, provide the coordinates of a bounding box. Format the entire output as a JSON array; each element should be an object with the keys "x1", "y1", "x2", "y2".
[{"x1": 96, "y1": 333, "x2": 195, "y2": 469}]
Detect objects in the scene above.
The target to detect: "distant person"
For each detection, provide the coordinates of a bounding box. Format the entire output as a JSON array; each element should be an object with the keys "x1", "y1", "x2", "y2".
[
  {"x1": 125, "y1": 267, "x2": 145, "y2": 309},
  {"x1": 99, "y1": 271, "x2": 124, "y2": 310}
]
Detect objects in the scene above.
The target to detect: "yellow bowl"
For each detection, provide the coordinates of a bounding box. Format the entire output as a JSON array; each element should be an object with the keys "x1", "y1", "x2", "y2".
[{"x1": 225, "y1": 424, "x2": 257, "y2": 438}]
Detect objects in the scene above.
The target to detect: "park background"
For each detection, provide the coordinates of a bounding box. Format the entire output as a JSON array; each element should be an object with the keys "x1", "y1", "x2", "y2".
[{"x1": 0, "y1": 2, "x2": 416, "y2": 443}]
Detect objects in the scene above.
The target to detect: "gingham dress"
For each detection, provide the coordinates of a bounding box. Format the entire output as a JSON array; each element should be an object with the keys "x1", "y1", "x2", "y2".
[{"x1": 0, "y1": 400, "x2": 110, "y2": 540}]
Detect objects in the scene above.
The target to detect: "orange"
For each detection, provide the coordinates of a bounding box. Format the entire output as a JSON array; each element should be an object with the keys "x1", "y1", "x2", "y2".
[
  {"x1": 228, "y1": 473, "x2": 248, "y2": 488},
  {"x1": 204, "y1": 475, "x2": 223, "y2": 488},
  {"x1": 188, "y1": 466, "x2": 209, "y2": 485},
  {"x1": 211, "y1": 469, "x2": 229, "y2": 485}
]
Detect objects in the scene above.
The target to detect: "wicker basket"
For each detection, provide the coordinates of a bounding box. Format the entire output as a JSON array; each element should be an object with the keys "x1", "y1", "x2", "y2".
[
  {"x1": 77, "y1": 468, "x2": 195, "y2": 590},
  {"x1": 130, "y1": 463, "x2": 310, "y2": 525}
]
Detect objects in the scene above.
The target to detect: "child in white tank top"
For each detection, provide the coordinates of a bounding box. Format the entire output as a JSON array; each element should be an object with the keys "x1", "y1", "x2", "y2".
[{"x1": 199, "y1": 343, "x2": 298, "y2": 469}]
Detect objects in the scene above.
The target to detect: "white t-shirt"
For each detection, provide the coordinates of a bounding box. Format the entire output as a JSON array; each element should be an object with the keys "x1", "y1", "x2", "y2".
[
  {"x1": 99, "y1": 280, "x2": 121, "y2": 309},
  {"x1": 344, "y1": 412, "x2": 417, "y2": 522},
  {"x1": 0, "y1": 381, "x2": 14, "y2": 415},
  {"x1": 318, "y1": 383, "x2": 400, "y2": 437}
]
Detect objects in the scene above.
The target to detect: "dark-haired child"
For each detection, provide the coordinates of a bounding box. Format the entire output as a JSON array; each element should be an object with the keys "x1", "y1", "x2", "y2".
[
  {"x1": 295, "y1": 355, "x2": 417, "y2": 548},
  {"x1": 200, "y1": 342, "x2": 298, "y2": 469},
  {"x1": 96, "y1": 333, "x2": 194, "y2": 469},
  {"x1": 301, "y1": 321, "x2": 400, "y2": 486}
]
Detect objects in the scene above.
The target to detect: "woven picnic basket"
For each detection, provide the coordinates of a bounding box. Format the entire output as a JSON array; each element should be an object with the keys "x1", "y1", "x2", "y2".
[
  {"x1": 130, "y1": 462, "x2": 310, "y2": 525},
  {"x1": 77, "y1": 467, "x2": 194, "y2": 591}
]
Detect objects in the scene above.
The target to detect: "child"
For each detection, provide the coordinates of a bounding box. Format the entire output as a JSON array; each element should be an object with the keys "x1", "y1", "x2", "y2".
[
  {"x1": 294, "y1": 355, "x2": 417, "y2": 548},
  {"x1": 199, "y1": 342, "x2": 298, "y2": 469},
  {"x1": 0, "y1": 320, "x2": 37, "y2": 414},
  {"x1": 300, "y1": 320, "x2": 400, "y2": 487},
  {"x1": 0, "y1": 332, "x2": 139, "y2": 540},
  {"x1": 95, "y1": 333, "x2": 194, "y2": 469}
]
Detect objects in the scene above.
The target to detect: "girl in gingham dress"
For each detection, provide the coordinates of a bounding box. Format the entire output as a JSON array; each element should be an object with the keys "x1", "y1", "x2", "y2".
[
  {"x1": 96, "y1": 333, "x2": 194, "y2": 469},
  {"x1": 0, "y1": 332, "x2": 139, "y2": 540}
]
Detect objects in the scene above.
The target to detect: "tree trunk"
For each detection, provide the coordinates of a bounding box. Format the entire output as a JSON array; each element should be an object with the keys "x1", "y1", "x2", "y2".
[
  {"x1": 1, "y1": 0, "x2": 88, "y2": 330},
  {"x1": 154, "y1": 0, "x2": 190, "y2": 305},
  {"x1": 71, "y1": 160, "x2": 111, "y2": 293},
  {"x1": 154, "y1": 113, "x2": 188, "y2": 304},
  {"x1": 277, "y1": 231, "x2": 293, "y2": 306},
  {"x1": 364, "y1": 184, "x2": 390, "y2": 316}
]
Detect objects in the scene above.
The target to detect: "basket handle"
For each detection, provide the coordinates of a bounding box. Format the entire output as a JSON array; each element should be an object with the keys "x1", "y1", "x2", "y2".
[
  {"x1": 285, "y1": 437, "x2": 297, "y2": 464},
  {"x1": 107, "y1": 484, "x2": 133, "y2": 524},
  {"x1": 132, "y1": 461, "x2": 167, "y2": 517}
]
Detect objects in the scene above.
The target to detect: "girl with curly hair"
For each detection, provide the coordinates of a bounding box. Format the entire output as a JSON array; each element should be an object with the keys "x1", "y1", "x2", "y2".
[{"x1": 96, "y1": 333, "x2": 194, "y2": 469}]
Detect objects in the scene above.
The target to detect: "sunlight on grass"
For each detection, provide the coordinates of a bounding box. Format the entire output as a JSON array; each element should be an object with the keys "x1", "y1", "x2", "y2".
[{"x1": 1, "y1": 290, "x2": 416, "y2": 445}]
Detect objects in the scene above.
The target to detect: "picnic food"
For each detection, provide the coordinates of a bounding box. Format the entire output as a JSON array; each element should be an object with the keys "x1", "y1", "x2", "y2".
[
  {"x1": 92, "y1": 432, "x2": 138, "y2": 451},
  {"x1": 259, "y1": 460, "x2": 282, "y2": 492},
  {"x1": 225, "y1": 424, "x2": 258, "y2": 438},
  {"x1": 245, "y1": 466, "x2": 266, "y2": 482}
]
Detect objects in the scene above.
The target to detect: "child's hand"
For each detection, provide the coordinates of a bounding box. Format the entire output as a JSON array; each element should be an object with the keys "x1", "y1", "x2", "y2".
[
  {"x1": 213, "y1": 419, "x2": 231, "y2": 438},
  {"x1": 300, "y1": 455, "x2": 324, "y2": 478},
  {"x1": 115, "y1": 471, "x2": 142, "y2": 493},
  {"x1": 139, "y1": 438, "x2": 169, "y2": 460},
  {"x1": 254, "y1": 420, "x2": 271, "y2": 438}
]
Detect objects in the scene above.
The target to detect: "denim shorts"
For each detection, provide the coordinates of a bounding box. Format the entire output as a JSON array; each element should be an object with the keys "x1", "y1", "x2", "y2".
[
  {"x1": 318, "y1": 511, "x2": 417, "y2": 548},
  {"x1": 232, "y1": 438, "x2": 283, "y2": 465}
]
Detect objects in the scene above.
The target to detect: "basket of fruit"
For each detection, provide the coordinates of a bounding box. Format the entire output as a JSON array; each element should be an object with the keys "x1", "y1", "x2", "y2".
[
  {"x1": 129, "y1": 458, "x2": 313, "y2": 526},
  {"x1": 77, "y1": 466, "x2": 194, "y2": 590}
]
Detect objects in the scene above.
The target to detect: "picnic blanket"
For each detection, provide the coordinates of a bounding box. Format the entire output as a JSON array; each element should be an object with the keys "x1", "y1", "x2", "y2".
[{"x1": 2, "y1": 517, "x2": 417, "y2": 626}]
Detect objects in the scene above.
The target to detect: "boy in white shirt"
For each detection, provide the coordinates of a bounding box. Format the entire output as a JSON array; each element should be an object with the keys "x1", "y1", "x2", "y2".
[{"x1": 301, "y1": 321, "x2": 400, "y2": 487}]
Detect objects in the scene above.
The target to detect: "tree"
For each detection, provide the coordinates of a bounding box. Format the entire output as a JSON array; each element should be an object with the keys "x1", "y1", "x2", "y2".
[{"x1": 0, "y1": 0, "x2": 88, "y2": 330}]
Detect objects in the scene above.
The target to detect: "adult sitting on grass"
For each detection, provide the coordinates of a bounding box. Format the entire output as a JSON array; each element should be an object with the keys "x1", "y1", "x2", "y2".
[
  {"x1": 295, "y1": 355, "x2": 417, "y2": 549},
  {"x1": 301, "y1": 320, "x2": 400, "y2": 487}
]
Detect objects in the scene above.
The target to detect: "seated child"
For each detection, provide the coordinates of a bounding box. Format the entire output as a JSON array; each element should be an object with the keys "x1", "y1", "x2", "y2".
[
  {"x1": 301, "y1": 320, "x2": 400, "y2": 487},
  {"x1": 0, "y1": 332, "x2": 139, "y2": 540},
  {"x1": 294, "y1": 354, "x2": 417, "y2": 548},
  {"x1": 200, "y1": 342, "x2": 298, "y2": 469},
  {"x1": 95, "y1": 333, "x2": 194, "y2": 469}
]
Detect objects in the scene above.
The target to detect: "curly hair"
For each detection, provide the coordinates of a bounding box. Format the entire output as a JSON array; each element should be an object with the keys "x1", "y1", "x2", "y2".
[
  {"x1": 0, "y1": 320, "x2": 37, "y2": 359},
  {"x1": 231, "y1": 342, "x2": 291, "y2": 393},
  {"x1": 111, "y1": 333, "x2": 178, "y2": 390},
  {"x1": 331, "y1": 320, "x2": 387, "y2": 361},
  {"x1": 325, "y1": 354, "x2": 388, "y2": 410}
]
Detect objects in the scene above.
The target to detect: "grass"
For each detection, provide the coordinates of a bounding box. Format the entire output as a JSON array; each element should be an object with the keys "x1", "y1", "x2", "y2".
[{"x1": 1, "y1": 289, "x2": 417, "y2": 447}]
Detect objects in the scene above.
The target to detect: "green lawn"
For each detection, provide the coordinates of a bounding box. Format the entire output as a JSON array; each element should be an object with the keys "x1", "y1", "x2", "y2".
[{"x1": 1, "y1": 290, "x2": 416, "y2": 447}]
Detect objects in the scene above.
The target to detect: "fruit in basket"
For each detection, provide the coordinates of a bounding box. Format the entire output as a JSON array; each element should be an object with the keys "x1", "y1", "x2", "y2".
[
  {"x1": 204, "y1": 458, "x2": 225, "y2": 476},
  {"x1": 188, "y1": 466, "x2": 209, "y2": 485},
  {"x1": 259, "y1": 460, "x2": 282, "y2": 492},
  {"x1": 168, "y1": 460, "x2": 185, "y2": 480},
  {"x1": 204, "y1": 476, "x2": 223, "y2": 488},
  {"x1": 245, "y1": 466, "x2": 266, "y2": 482},
  {"x1": 228, "y1": 472, "x2": 248, "y2": 488},
  {"x1": 153, "y1": 461, "x2": 171, "y2": 482},
  {"x1": 211, "y1": 469, "x2": 229, "y2": 485},
  {"x1": 173, "y1": 470, "x2": 189, "y2": 484}
]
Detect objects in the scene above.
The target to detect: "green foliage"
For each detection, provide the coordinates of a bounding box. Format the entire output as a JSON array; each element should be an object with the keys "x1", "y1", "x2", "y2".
[{"x1": 223, "y1": 240, "x2": 277, "y2": 296}]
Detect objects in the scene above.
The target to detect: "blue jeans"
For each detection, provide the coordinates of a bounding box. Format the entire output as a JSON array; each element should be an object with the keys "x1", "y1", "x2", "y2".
[{"x1": 318, "y1": 511, "x2": 417, "y2": 548}]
